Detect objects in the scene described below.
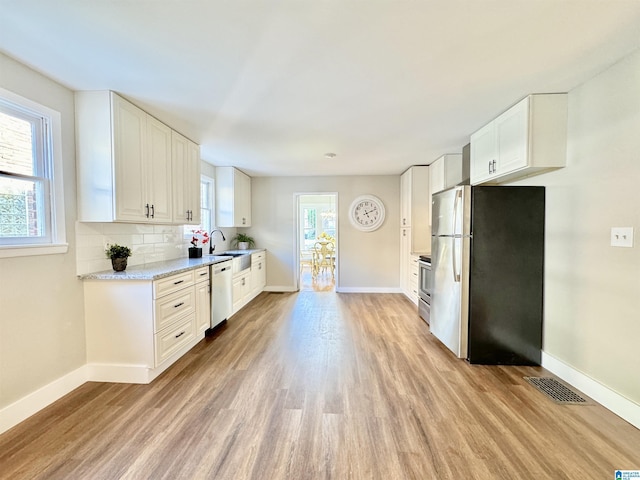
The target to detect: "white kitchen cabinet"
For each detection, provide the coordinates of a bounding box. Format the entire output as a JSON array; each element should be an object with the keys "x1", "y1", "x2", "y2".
[
  {"x1": 76, "y1": 91, "x2": 175, "y2": 223},
  {"x1": 251, "y1": 251, "x2": 267, "y2": 297},
  {"x1": 400, "y1": 166, "x2": 430, "y2": 306},
  {"x1": 172, "y1": 131, "x2": 201, "y2": 225},
  {"x1": 84, "y1": 270, "x2": 203, "y2": 384},
  {"x1": 400, "y1": 170, "x2": 412, "y2": 227},
  {"x1": 194, "y1": 266, "x2": 211, "y2": 334},
  {"x1": 145, "y1": 116, "x2": 173, "y2": 223},
  {"x1": 429, "y1": 157, "x2": 445, "y2": 197},
  {"x1": 400, "y1": 227, "x2": 411, "y2": 298},
  {"x1": 216, "y1": 167, "x2": 251, "y2": 227},
  {"x1": 429, "y1": 154, "x2": 463, "y2": 196},
  {"x1": 409, "y1": 254, "x2": 420, "y2": 305},
  {"x1": 470, "y1": 94, "x2": 568, "y2": 185},
  {"x1": 400, "y1": 166, "x2": 430, "y2": 242},
  {"x1": 232, "y1": 269, "x2": 252, "y2": 313}
]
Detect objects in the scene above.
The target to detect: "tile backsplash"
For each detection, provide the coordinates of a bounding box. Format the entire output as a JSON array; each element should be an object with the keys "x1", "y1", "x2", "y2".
[{"x1": 76, "y1": 222, "x2": 189, "y2": 275}]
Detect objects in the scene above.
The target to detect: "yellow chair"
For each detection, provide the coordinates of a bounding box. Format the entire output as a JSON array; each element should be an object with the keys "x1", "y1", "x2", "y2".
[
  {"x1": 313, "y1": 241, "x2": 335, "y2": 278},
  {"x1": 300, "y1": 250, "x2": 314, "y2": 275}
]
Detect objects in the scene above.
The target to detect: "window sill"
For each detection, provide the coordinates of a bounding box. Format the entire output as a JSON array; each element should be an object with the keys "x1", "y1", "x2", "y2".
[{"x1": 0, "y1": 243, "x2": 69, "y2": 259}]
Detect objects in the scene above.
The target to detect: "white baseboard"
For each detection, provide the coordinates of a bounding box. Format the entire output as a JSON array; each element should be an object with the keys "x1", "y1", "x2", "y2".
[
  {"x1": 86, "y1": 363, "x2": 153, "y2": 384},
  {"x1": 0, "y1": 365, "x2": 88, "y2": 435},
  {"x1": 264, "y1": 286, "x2": 298, "y2": 292},
  {"x1": 541, "y1": 351, "x2": 640, "y2": 429},
  {"x1": 336, "y1": 287, "x2": 403, "y2": 293}
]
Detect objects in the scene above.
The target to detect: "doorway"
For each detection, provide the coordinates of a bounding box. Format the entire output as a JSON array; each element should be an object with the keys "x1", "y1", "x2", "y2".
[{"x1": 296, "y1": 193, "x2": 338, "y2": 292}]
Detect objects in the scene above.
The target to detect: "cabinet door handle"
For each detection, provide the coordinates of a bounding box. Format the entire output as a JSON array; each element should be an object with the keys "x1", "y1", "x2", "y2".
[
  {"x1": 173, "y1": 302, "x2": 184, "y2": 308},
  {"x1": 150, "y1": 204, "x2": 155, "y2": 218},
  {"x1": 145, "y1": 204, "x2": 150, "y2": 218},
  {"x1": 199, "y1": 272, "x2": 207, "y2": 276},
  {"x1": 492, "y1": 159, "x2": 496, "y2": 173},
  {"x1": 259, "y1": 264, "x2": 262, "y2": 270},
  {"x1": 173, "y1": 280, "x2": 184, "y2": 285},
  {"x1": 242, "y1": 278, "x2": 245, "y2": 286},
  {"x1": 402, "y1": 218, "x2": 406, "y2": 226},
  {"x1": 175, "y1": 331, "x2": 185, "y2": 339}
]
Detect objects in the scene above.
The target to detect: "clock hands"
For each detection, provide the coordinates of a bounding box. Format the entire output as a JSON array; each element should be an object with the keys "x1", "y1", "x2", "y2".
[{"x1": 362, "y1": 207, "x2": 377, "y2": 218}]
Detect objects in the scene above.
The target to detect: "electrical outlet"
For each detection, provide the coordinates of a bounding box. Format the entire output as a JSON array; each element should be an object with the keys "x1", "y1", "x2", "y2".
[{"x1": 610, "y1": 227, "x2": 634, "y2": 248}]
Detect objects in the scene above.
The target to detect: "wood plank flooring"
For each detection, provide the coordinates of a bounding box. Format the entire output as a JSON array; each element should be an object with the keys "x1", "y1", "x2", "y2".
[{"x1": 1, "y1": 291, "x2": 639, "y2": 479}]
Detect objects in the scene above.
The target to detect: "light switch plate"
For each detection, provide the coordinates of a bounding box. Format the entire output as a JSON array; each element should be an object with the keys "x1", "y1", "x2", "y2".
[{"x1": 610, "y1": 227, "x2": 634, "y2": 247}]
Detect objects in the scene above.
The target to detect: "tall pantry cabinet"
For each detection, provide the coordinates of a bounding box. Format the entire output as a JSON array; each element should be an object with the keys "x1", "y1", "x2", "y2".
[{"x1": 400, "y1": 166, "x2": 430, "y2": 305}]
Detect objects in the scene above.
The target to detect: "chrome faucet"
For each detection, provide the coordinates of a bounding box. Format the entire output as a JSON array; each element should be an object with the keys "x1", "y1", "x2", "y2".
[{"x1": 209, "y1": 229, "x2": 226, "y2": 254}]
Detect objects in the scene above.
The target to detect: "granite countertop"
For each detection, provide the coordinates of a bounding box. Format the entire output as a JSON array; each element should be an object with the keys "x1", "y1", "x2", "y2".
[{"x1": 80, "y1": 248, "x2": 265, "y2": 281}]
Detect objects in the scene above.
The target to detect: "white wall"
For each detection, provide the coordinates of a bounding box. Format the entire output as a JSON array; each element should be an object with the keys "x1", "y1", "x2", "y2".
[
  {"x1": 244, "y1": 175, "x2": 400, "y2": 291},
  {"x1": 511, "y1": 49, "x2": 640, "y2": 406},
  {"x1": 0, "y1": 53, "x2": 86, "y2": 408}
]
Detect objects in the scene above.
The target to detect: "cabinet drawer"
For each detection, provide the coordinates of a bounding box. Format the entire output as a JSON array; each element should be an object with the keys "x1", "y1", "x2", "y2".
[
  {"x1": 194, "y1": 266, "x2": 210, "y2": 283},
  {"x1": 155, "y1": 316, "x2": 195, "y2": 366},
  {"x1": 155, "y1": 287, "x2": 195, "y2": 332},
  {"x1": 251, "y1": 251, "x2": 265, "y2": 262},
  {"x1": 154, "y1": 271, "x2": 194, "y2": 298}
]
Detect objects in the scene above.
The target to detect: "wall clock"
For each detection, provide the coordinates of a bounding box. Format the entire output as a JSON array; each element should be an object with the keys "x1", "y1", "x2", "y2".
[{"x1": 349, "y1": 195, "x2": 386, "y2": 232}]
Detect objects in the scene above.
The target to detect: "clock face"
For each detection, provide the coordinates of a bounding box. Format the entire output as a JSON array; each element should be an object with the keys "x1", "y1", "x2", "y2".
[{"x1": 349, "y1": 195, "x2": 385, "y2": 232}]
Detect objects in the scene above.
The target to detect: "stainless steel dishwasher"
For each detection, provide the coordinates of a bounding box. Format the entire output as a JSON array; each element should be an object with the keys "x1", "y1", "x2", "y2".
[{"x1": 211, "y1": 260, "x2": 232, "y2": 328}]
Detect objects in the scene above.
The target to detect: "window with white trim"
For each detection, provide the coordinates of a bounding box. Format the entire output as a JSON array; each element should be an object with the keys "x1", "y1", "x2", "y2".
[
  {"x1": 200, "y1": 176, "x2": 214, "y2": 232},
  {"x1": 183, "y1": 175, "x2": 214, "y2": 234},
  {"x1": 0, "y1": 88, "x2": 66, "y2": 256}
]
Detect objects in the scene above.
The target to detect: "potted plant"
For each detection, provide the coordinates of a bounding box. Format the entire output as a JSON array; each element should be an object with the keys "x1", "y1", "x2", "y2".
[
  {"x1": 189, "y1": 229, "x2": 209, "y2": 258},
  {"x1": 105, "y1": 243, "x2": 132, "y2": 272},
  {"x1": 231, "y1": 233, "x2": 255, "y2": 250}
]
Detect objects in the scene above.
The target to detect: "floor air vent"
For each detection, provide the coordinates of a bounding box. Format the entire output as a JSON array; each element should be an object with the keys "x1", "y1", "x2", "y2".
[{"x1": 524, "y1": 377, "x2": 588, "y2": 404}]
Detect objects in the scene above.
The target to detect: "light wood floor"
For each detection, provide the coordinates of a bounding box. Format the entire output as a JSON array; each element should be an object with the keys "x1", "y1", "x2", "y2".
[
  {"x1": 300, "y1": 268, "x2": 335, "y2": 292},
  {"x1": 1, "y1": 291, "x2": 639, "y2": 479}
]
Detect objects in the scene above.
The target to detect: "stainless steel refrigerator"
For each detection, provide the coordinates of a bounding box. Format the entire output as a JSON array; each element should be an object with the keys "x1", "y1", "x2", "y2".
[{"x1": 430, "y1": 185, "x2": 545, "y2": 365}]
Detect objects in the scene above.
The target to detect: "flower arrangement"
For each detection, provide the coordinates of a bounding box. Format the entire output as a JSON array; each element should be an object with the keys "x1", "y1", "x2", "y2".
[
  {"x1": 317, "y1": 232, "x2": 335, "y2": 242},
  {"x1": 190, "y1": 229, "x2": 210, "y2": 247}
]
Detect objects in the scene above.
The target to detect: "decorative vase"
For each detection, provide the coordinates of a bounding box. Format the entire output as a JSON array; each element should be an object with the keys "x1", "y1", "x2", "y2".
[
  {"x1": 238, "y1": 242, "x2": 249, "y2": 250},
  {"x1": 111, "y1": 257, "x2": 128, "y2": 272},
  {"x1": 189, "y1": 247, "x2": 203, "y2": 258}
]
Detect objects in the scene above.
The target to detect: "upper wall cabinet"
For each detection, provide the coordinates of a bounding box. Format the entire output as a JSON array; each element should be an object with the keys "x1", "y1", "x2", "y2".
[
  {"x1": 216, "y1": 167, "x2": 251, "y2": 227},
  {"x1": 470, "y1": 94, "x2": 568, "y2": 185},
  {"x1": 400, "y1": 166, "x2": 430, "y2": 251},
  {"x1": 76, "y1": 91, "x2": 200, "y2": 225},
  {"x1": 429, "y1": 153, "x2": 463, "y2": 195},
  {"x1": 172, "y1": 131, "x2": 201, "y2": 225}
]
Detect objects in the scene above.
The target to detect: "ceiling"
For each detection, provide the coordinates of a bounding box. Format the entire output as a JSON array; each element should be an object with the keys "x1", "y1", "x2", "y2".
[{"x1": 2, "y1": 1, "x2": 640, "y2": 177}]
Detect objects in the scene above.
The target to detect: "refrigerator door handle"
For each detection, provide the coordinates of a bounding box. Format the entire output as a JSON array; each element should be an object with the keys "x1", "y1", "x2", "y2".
[{"x1": 452, "y1": 189, "x2": 462, "y2": 282}]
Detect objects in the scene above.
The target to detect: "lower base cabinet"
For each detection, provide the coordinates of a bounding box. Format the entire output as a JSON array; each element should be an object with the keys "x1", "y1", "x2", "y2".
[
  {"x1": 194, "y1": 266, "x2": 211, "y2": 334},
  {"x1": 231, "y1": 251, "x2": 267, "y2": 316},
  {"x1": 232, "y1": 270, "x2": 252, "y2": 313},
  {"x1": 84, "y1": 269, "x2": 204, "y2": 384}
]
